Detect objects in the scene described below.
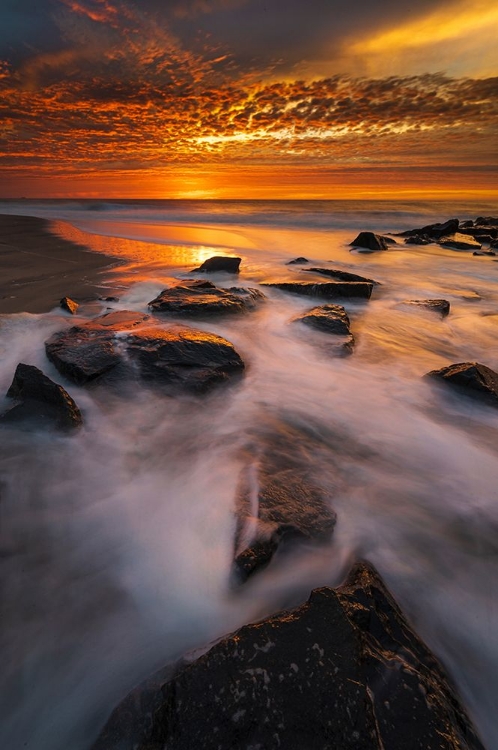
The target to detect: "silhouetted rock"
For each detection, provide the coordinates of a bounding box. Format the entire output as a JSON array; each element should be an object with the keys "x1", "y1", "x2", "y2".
[
  {"x1": 401, "y1": 218, "x2": 459, "y2": 240},
  {"x1": 306, "y1": 267, "x2": 378, "y2": 284},
  {"x1": 350, "y1": 231, "x2": 389, "y2": 251},
  {"x1": 149, "y1": 280, "x2": 263, "y2": 316},
  {"x1": 286, "y1": 256, "x2": 309, "y2": 264},
  {"x1": 401, "y1": 299, "x2": 450, "y2": 317},
  {"x1": 261, "y1": 281, "x2": 372, "y2": 299},
  {"x1": 192, "y1": 256, "x2": 241, "y2": 273},
  {"x1": 426, "y1": 362, "x2": 498, "y2": 407},
  {"x1": 439, "y1": 234, "x2": 482, "y2": 251},
  {"x1": 405, "y1": 234, "x2": 432, "y2": 245},
  {"x1": 0, "y1": 363, "x2": 82, "y2": 430},
  {"x1": 473, "y1": 250, "x2": 496, "y2": 257},
  {"x1": 94, "y1": 562, "x2": 484, "y2": 750},
  {"x1": 60, "y1": 296, "x2": 78, "y2": 315}
]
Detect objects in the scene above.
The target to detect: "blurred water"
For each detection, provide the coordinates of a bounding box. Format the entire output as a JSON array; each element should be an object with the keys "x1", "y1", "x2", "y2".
[{"x1": 1, "y1": 202, "x2": 498, "y2": 749}]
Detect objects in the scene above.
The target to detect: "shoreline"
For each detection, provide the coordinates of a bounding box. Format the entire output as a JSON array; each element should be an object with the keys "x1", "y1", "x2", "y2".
[{"x1": 0, "y1": 213, "x2": 124, "y2": 314}]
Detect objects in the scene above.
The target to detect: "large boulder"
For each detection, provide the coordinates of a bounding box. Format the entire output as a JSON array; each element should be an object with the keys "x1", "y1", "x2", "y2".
[
  {"x1": 192, "y1": 256, "x2": 241, "y2": 274},
  {"x1": 261, "y1": 281, "x2": 373, "y2": 299},
  {"x1": 149, "y1": 280, "x2": 263, "y2": 317},
  {"x1": 0, "y1": 363, "x2": 82, "y2": 430},
  {"x1": 45, "y1": 311, "x2": 245, "y2": 393},
  {"x1": 349, "y1": 232, "x2": 390, "y2": 251},
  {"x1": 401, "y1": 299, "x2": 450, "y2": 317},
  {"x1": 426, "y1": 362, "x2": 498, "y2": 407},
  {"x1": 306, "y1": 267, "x2": 378, "y2": 284},
  {"x1": 93, "y1": 562, "x2": 484, "y2": 750}
]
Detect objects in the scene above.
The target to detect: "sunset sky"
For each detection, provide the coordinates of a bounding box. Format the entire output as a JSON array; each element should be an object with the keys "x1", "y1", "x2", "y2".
[{"x1": 1, "y1": 0, "x2": 497, "y2": 198}]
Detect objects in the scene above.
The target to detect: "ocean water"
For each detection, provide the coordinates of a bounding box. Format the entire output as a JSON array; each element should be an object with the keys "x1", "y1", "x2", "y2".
[{"x1": 1, "y1": 199, "x2": 498, "y2": 749}]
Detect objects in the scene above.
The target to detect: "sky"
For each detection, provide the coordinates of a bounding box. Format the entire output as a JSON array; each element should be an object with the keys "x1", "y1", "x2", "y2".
[{"x1": 0, "y1": 0, "x2": 497, "y2": 198}]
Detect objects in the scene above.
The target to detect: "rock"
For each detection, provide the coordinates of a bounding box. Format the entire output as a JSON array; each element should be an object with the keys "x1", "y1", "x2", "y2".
[
  {"x1": 426, "y1": 362, "x2": 498, "y2": 407},
  {"x1": 94, "y1": 562, "x2": 484, "y2": 750},
  {"x1": 99, "y1": 296, "x2": 119, "y2": 302},
  {"x1": 349, "y1": 231, "x2": 389, "y2": 251},
  {"x1": 405, "y1": 234, "x2": 432, "y2": 245},
  {"x1": 439, "y1": 234, "x2": 482, "y2": 251},
  {"x1": 401, "y1": 299, "x2": 450, "y2": 317},
  {"x1": 261, "y1": 281, "x2": 373, "y2": 299},
  {"x1": 148, "y1": 280, "x2": 263, "y2": 317},
  {"x1": 400, "y1": 218, "x2": 459, "y2": 240},
  {"x1": 475, "y1": 216, "x2": 498, "y2": 227},
  {"x1": 305, "y1": 267, "x2": 378, "y2": 284},
  {"x1": 286, "y1": 257, "x2": 309, "y2": 265},
  {"x1": 60, "y1": 296, "x2": 78, "y2": 315},
  {"x1": 191, "y1": 256, "x2": 241, "y2": 273},
  {"x1": 0, "y1": 363, "x2": 82, "y2": 430},
  {"x1": 473, "y1": 250, "x2": 496, "y2": 257},
  {"x1": 294, "y1": 304, "x2": 352, "y2": 335},
  {"x1": 45, "y1": 312, "x2": 244, "y2": 393}
]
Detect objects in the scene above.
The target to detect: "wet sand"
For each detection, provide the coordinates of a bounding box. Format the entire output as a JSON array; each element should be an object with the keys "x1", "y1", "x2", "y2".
[{"x1": 0, "y1": 214, "x2": 123, "y2": 314}]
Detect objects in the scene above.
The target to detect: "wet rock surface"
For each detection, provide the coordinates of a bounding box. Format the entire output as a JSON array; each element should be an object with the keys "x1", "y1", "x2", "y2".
[
  {"x1": 401, "y1": 299, "x2": 450, "y2": 317},
  {"x1": 191, "y1": 255, "x2": 241, "y2": 273},
  {"x1": 59, "y1": 296, "x2": 79, "y2": 314},
  {"x1": 400, "y1": 216, "x2": 498, "y2": 251},
  {"x1": 350, "y1": 231, "x2": 390, "y2": 251},
  {"x1": 305, "y1": 267, "x2": 379, "y2": 284},
  {"x1": 293, "y1": 303, "x2": 352, "y2": 335},
  {"x1": 93, "y1": 562, "x2": 484, "y2": 750},
  {"x1": 149, "y1": 280, "x2": 262, "y2": 316},
  {"x1": 427, "y1": 361, "x2": 498, "y2": 407},
  {"x1": 261, "y1": 280, "x2": 373, "y2": 299},
  {"x1": 439, "y1": 234, "x2": 482, "y2": 251},
  {"x1": 0, "y1": 363, "x2": 82, "y2": 430}
]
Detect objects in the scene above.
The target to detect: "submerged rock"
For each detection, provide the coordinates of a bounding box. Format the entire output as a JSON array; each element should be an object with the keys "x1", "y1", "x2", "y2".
[
  {"x1": 401, "y1": 299, "x2": 450, "y2": 317},
  {"x1": 293, "y1": 304, "x2": 355, "y2": 354},
  {"x1": 93, "y1": 562, "x2": 485, "y2": 750},
  {"x1": 59, "y1": 296, "x2": 79, "y2": 315},
  {"x1": 261, "y1": 280, "x2": 372, "y2": 299},
  {"x1": 286, "y1": 256, "x2": 309, "y2": 264},
  {"x1": 0, "y1": 363, "x2": 82, "y2": 430},
  {"x1": 426, "y1": 362, "x2": 498, "y2": 407},
  {"x1": 148, "y1": 280, "x2": 262, "y2": 316},
  {"x1": 192, "y1": 256, "x2": 241, "y2": 274},
  {"x1": 349, "y1": 231, "x2": 390, "y2": 251},
  {"x1": 305, "y1": 267, "x2": 379, "y2": 284},
  {"x1": 439, "y1": 234, "x2": 482, "y2": 251}
]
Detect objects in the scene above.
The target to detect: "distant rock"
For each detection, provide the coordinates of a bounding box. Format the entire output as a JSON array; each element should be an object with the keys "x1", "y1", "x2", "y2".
[
  {"x1": 149, "y1": 280, "x2": 263, "y2": 317},
  {"x1": 286, "y1": 257, "x2": 309, "y2": 265},
  {"x1": 401, "y1": 299, "x2": 450, "y2": 317},
  {"x1": 349, "y1": 231, "x2": 390, "y2": 251},
  {"x1": 191, "y1": 255, "x2": 241, "y2": 274},
  {"x1": 305, "y1": 267, "x2": 378, "y2": 284},
  {"x1": 0, "y1": 363, "x2": 82, "y2": 430},
  {"x1": 439, "y1": 233, "x2": 482, "y2": 251},
  {"x1": 405, "y1": 234, "x2": 432, "y2": 245},
  {"x1": 60, "y1": 296, "x2": 78, "y2": 315},
  {"x1": 400, "y1": 218, "x2": 459, "y2": 240},
  {"x1": 426, "y1": 362, "x2": 498, "y2": 407},
  {"x1": 261, "y1": 281, "x2": 373, "y2": 299},
  {"x1": 93, "y1": 562, "x2": 485, "y2": 750}
]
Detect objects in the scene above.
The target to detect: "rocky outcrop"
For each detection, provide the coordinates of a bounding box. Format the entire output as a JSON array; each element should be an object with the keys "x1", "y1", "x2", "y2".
[
  {"x1": 261, "y1": 281, "x2": 373, "y2": 299},
  {"x1": 306, "y1": 268, "x2": 379, "y2": 284},
  {"x1": 93, "y1": 562, "x2": 484, "y2": 750},
  {"x1": 60, "y1": 296, "x2": 79, "y2": 314},
  {"x1": 439, "y1": 234, "x2": 482, "y2": 251},
  {"x1": 426, "y1": 362, "x2": 498, "y2": 407},
  {"x1": 45, "y1": 311, "x2": 245, "y2": 393},
  {"x1": 148, "y1": 280, "x2": 263, "y2": 317},
  {"x1": 0, "y1": 363, "x2": 82, "y2": 430},
  {"x1": 401, "y1": 299, "x2": 450, "y2": 317},
  {"x1": 401, "y1": 218, "x2": 459, "y2": 240},
  {"x1": 192, "y1": 256, "x2": 241, "y2": 274},
  {"x1": 350, "y1": 232, "x2": 390, "y2": 251}
]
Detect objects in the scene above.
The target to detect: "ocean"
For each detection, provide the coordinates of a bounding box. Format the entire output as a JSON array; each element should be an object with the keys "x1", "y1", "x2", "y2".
[{"x1": 1, "y1": 199, "x2": 498, "y2": 749}]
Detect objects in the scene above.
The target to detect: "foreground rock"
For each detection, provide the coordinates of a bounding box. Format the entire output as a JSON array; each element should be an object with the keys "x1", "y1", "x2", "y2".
[
  {"x1": 59, "y1": 296, "x2": 79, "y2": 314},
  {"x1": 191, "y1": 255, "x2": 241, "y2": 273},
  {"x1": 293, "y1": 304, "x2": 355, "y2": 354},
  {"x1": 261, "y1": 280, "x2": 373, "y2": 299},
  {"x1": 0, "y1": 363, "x2": 82, "y2": 430},
  {"x1": 401, "y1": 299, "x2": 450, "y2": 317},
  {"x1": 93, "y1": 562, "x2": 484, "y2": 750},
  {"x1": 45, "y1": 311, "x2": 245, "y2": 393},
  {"x1": 306, "y1": 267, "x2": 379, "y2": 284},
  {"x1": 149, "y1": 280, "x2": 263, "y2": 316},
  {"x1": 349, "y1": 231, "x2": 390, "y2": 251},
  {"x1": 426, "y1": 362, "x2": 498, "y2": 407}
]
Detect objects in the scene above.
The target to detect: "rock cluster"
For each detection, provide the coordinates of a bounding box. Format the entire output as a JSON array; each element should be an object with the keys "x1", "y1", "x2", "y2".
[{"x1": 399, "y1": 216, "x2": 498, "y2": 251}]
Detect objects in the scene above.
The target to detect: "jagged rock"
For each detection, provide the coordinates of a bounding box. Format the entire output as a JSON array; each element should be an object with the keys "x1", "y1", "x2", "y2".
[
  {"x1": 439, "y1": 234, "x2": 482, "y2": 251},
  {"x1": 0, "y1": 363, "x2": 82, "y2": 430},
  {"x1": 349, "y1": 231, "x2": 389, "y2": 251},
  {"x1": 261, "y1": 281, "x2": 373, "y2": 299},
  {"x1": 93, "y1": 562, "x2": 485, "y2": 750},
  {"x1": 191, "y1": 256, "x2": 241, "y2": 274},
  {"x1": 286, "y1": 257, "x2": 309, "y2": 264},
  {"x1": 45, "y1": 311, "x2": 244, "y2": 393},
  {"x1": 426, "y1": 362, "x2": 498, "y2": 407},
  {"x1": 149, "y1": 280, "x2": 263, "y2": 316},
  {"x1": 305, "y1": 267, "x2": 378, "y2": 284},
  {"x1": 59, "y1": 296, "x2": 78, "y2": 315},
  {"x1": 475, "y1": 216, "x2": 498, "y2": 226},
  {"x1": 401, "y1": 218, "x2": 459, "y2": 239},
  {"x1": 401, "y1": 299, "x2": 450, "y2": 317}
]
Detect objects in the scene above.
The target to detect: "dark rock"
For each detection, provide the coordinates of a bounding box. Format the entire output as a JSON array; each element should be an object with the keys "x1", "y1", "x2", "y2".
[
  {"x1": 460, "y1": 220, "x2": 474, "y2": 228},
  {"x1": 426, "y1": 362, "x2": 498, "y2": 407},
  {"x1": 294, "y1": 303, "x2": 352, "y2": 335},
  {"x1": 99, "y1": 296, "x2": 120, "y2": 302},
  {"x1": 0, "y1": 363, "x2": 82, "y2": 430},
  {"x1": 60, "y1": 296, "x2": 78, "y2": 315},
  {"x1": 400, "y1": 218, "x2": 459, "y2": 239},
  {"x1": 475, "y1": 216, "x2": 498, "y2": 227},
  {"x1": 191, "y1": 256, "x2": 241, "y2": 274},
  {"x1": 401, "y1": 299, "x2": 450, "y2": 317},
  {"x1": 405, "y1": 234, "x2": 432, "y2": 245},
  {"x1": 45, "y1": 311, "x2": 244, "y2": 393},
  {"x1": 149, "y1": 280, "x2": 263, "y2": 317},
  {"x1": 305, "y1": 267, "x2": 378, "y2": 284},
  {"x1": 286, "y1": 257, "x2": 309, "y2": 264},
  {"x1": 261, "y1": 281, "x2": 373, "y2": 299},
  {"x1": 349, "y1": 231, "x2": 389, "y2": 251},
  {"x1": 97, "y1": 562, "x2": 484, "y2": 750},
  {"x1": 474, "y1": 234, "x2": 494, "y2": 243},
  {"x1": 473, "y1": 250, "x2": 496, "y2": 257},
  {"x1": 439, "y1": 234, "x2": 482, "y2": 251}
]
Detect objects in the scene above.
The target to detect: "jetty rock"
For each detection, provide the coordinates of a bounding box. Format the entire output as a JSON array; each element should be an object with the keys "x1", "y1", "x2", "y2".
[
  {"x1": 426, "y1": 362, "x2": 498, "y2": 407},
  {"x1": 191, "y1": 255, "x2": 241, "y2": 274},
  {"x1": 0, "y1": 363, "x2": 82, "y2": 430},
  {"x1": 149, "y1": 279, "x2": 263, "y2": 316},
  {"x1": 92, "y1": 562, "x2": 484, "y2": 750},
  {"x1": 349, "y1": 231, "x2": 391, "y2": 251},
  {"x1": 261, "y1": 280, "x2": 373, "y2": 299},
  {"x1": 45, "y1": 310, "x2": 244, "y2": 393}
]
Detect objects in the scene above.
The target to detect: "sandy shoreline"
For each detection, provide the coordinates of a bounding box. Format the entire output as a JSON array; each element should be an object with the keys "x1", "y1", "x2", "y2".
[{"x1": 0, "y1": 213, "x2": 123, "y2": 314}]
